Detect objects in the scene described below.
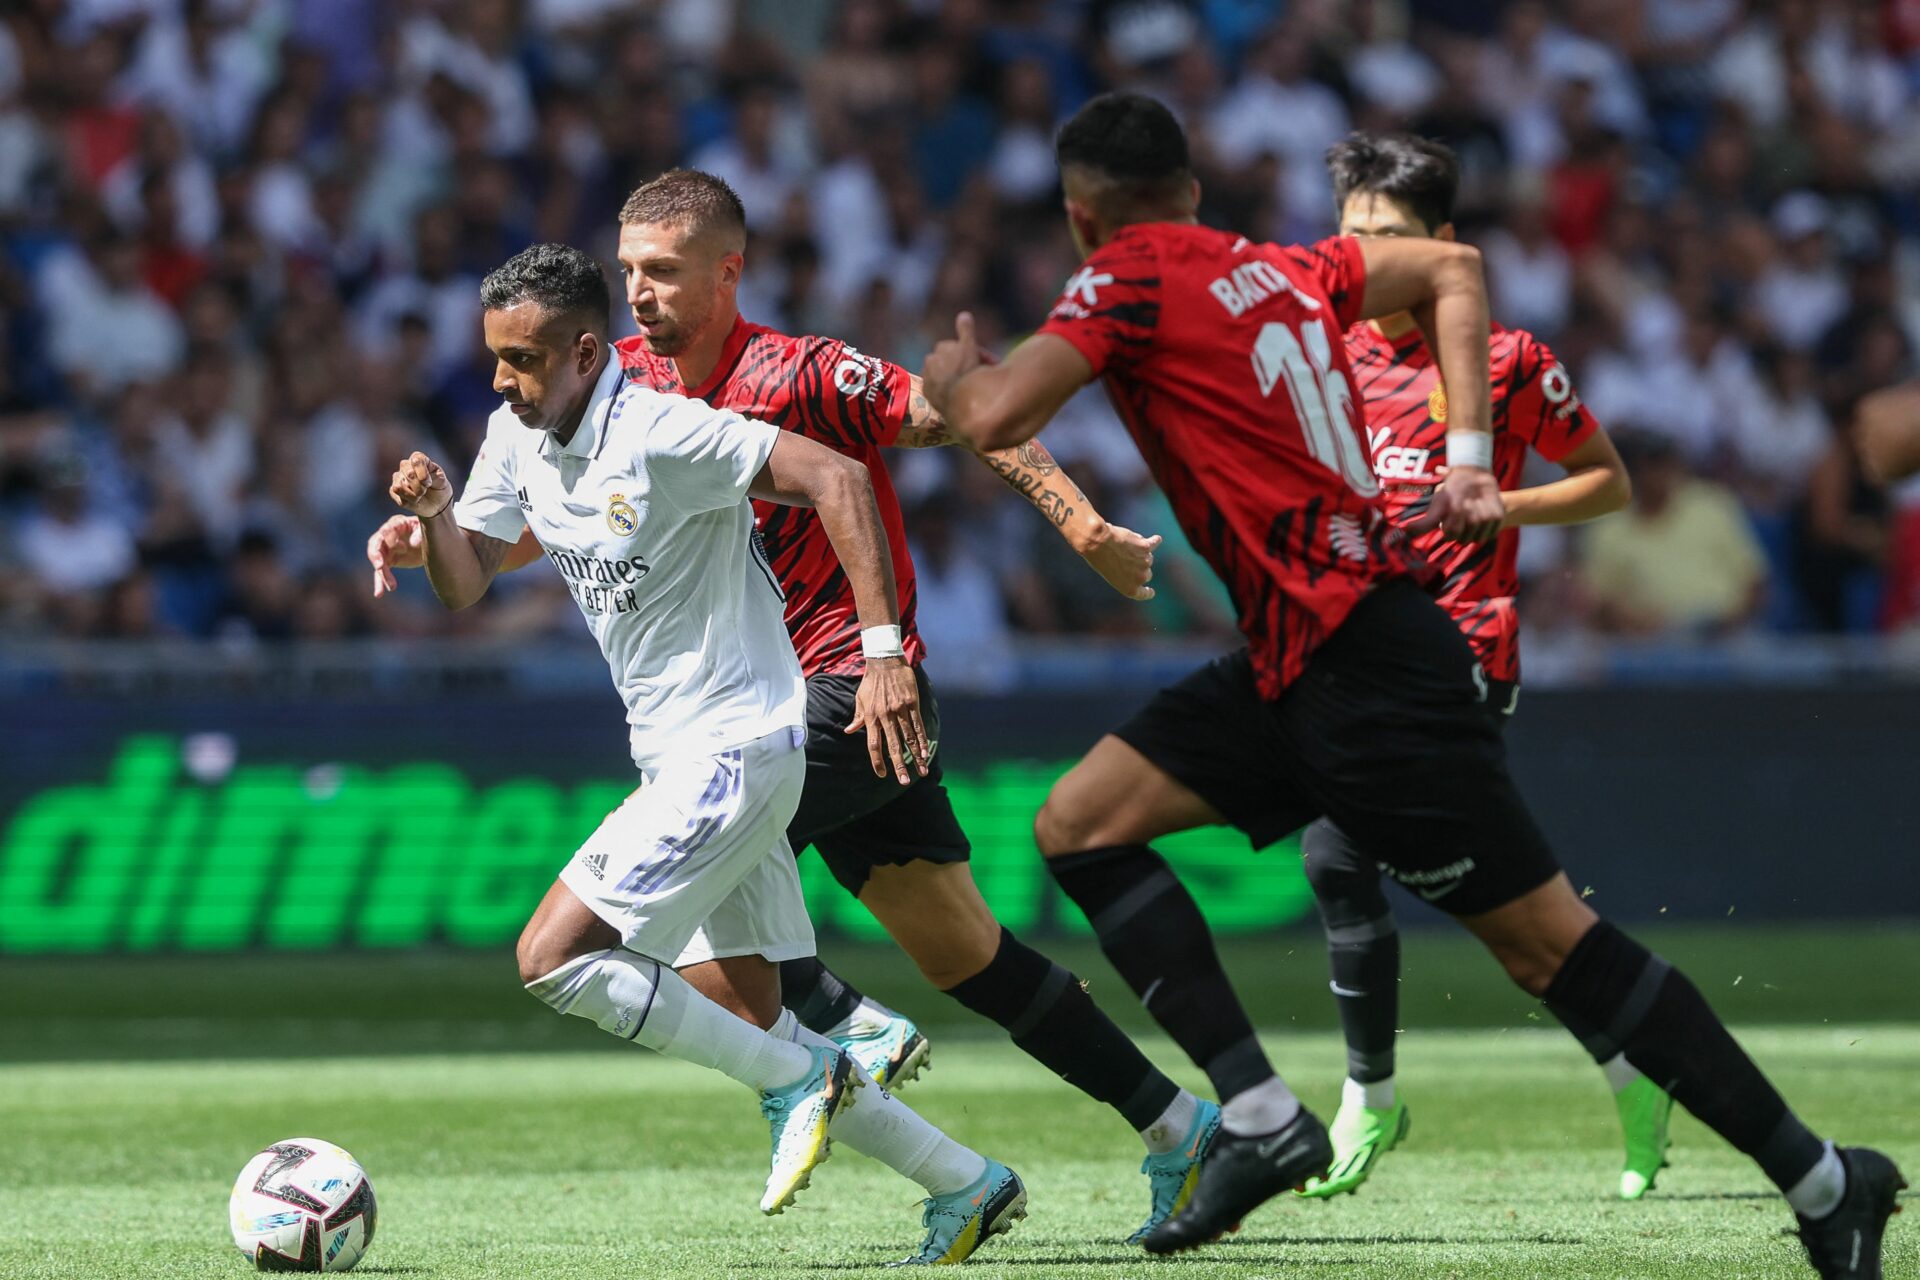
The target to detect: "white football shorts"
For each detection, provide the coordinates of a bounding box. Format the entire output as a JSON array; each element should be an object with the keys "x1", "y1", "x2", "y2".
[{"x1": 559, "y1": 724, "x2": 814, "y2": 966}]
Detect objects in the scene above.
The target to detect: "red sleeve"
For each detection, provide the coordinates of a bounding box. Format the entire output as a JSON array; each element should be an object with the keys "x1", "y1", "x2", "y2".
[
  {"x1": 1503, "y1": 331, "x2": 1599, "y2": 462},
  {"x1": 1035, "y1": 235, "x2": 1162, "y2": 378},
  {"x1": 797, "y1": 338, "x2": 911, "y2": 449},
  {"x1": 1281, "y1": 235, "x2": 1369, "y2": 332}
]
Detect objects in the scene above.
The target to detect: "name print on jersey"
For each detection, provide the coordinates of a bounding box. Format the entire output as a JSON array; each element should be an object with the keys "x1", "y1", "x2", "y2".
[
  {"x1": 1208, "y1": 258, "x2": 1322, "y2": 318},
  {"x1": 544, "y1": 546, "x2": 652, "y2": 615}
]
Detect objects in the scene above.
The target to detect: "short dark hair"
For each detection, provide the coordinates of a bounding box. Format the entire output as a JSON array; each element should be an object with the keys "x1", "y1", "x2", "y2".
[
  {"x1": 618, "y1": 169, "x2": 748, "y2": 243},
  {"x1": 1055, "y1": 92, "x2": 1192, "y2": 210},
  {"x1": 479, "y1": 243, "x2": 610, "y2": 333},
  {"x1": 1326, "y1": 132, "x2": 1459, "y2": 231}
]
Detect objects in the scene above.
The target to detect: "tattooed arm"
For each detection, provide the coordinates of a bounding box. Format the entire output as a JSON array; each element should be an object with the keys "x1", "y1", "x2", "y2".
[{"x1": 893, "y1": 375, "x2": 1159, "y2": 601}]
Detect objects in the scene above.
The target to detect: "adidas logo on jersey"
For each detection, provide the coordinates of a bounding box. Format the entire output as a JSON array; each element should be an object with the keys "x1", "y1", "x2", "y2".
[{"x1": 584, "y1": 852, "x2": 608, "y2": 880}]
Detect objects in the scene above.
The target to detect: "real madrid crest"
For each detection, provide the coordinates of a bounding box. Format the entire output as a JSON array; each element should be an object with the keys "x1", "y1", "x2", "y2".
[
  {"x1": 1427, "y1": 382, "x2": 1448, "y2": 423},
  {"x1": 607, "y1": 493, "x2": 639, "y2": 536}
]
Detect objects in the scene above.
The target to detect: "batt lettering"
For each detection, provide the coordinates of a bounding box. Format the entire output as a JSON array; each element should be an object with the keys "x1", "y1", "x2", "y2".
[{"x1": 1208, "y1": 259, "x2": 1313, "y2": 318}]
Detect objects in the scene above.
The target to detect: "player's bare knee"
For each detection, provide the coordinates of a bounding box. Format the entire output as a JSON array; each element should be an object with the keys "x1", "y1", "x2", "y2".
[
  {"x1": 911, "y1": 931, "x2": 999, "y2": 990},
  {"x1": 1035, "y1": 784, "x2": 1098, "y2": 857},
  {"x1": 1492, "y1": 941, "x2": 1563, "y2": 998},
  {"x1": 515, "y1": 926, "x2": 567, "y2": 988}
]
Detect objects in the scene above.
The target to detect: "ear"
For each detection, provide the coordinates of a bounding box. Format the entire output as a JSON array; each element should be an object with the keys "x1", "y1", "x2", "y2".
[
  {"x1": 1436, "y1": 222, "x2": 1458, "y2": 243},
  {"x1": 577, "y1": 330, "x2": 601, "y2": 375},
  {"x1": 1064, "y1": 197, "x2": 1102, "y2": 256},
  {"x1": 718, "y1": 251, "x2": 744, "y2": 291}
]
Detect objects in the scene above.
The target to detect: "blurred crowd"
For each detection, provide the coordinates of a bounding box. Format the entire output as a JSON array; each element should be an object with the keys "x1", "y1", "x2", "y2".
[{"x1": 6, "y1": 0, "x2": 1920, "y2": 679}]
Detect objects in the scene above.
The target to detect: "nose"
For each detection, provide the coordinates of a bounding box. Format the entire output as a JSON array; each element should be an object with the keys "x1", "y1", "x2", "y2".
[
  {"x1": 493, "y1": 360, "x2": 515, "y2": 397},
  {"x1": 628, "y1": 275, "x2": 652, "y2": 308}
]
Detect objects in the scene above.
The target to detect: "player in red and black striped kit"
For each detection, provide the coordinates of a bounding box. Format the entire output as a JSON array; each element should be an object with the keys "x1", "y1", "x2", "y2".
[
  {"x1": 1295, "y1": 132, "x2": 1661, "y2": 1204},
  {"x1": 926, "y1": 93, "x2": 1901, "y2": 1273},
  {"x1": 370, "y1": 169, "x2": 1222, "y2": 1248}
]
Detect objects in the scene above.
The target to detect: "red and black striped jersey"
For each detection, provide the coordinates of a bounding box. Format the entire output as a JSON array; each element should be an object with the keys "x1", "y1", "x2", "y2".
[
  {"x1": 615, "y1": 316, "x2": 925, "y2": 677},
  {"x1": 1345, "y1": 321, "x2": 1599, "y2": 682},
  {"x1": 1037, "y1": 224, "x2": 1408, "y2": 699}
]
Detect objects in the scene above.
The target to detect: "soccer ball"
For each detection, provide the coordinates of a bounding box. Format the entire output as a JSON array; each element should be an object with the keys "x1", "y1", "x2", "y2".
[{"x1": 228, "y1": 1138, "x2": 377, "y2": 1272}]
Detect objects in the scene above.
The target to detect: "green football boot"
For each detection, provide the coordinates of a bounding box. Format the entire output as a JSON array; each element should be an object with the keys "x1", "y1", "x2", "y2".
[
  {"x1": 1615, "y1": 1075, "x2": 1674, "y2": 1200},
  {"x1": 1297, "y1": 1096, "x2": 1410, "y2": 1198}
]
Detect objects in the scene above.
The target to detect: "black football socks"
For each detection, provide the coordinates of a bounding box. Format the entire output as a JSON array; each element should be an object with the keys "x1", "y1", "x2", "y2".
[
  {"x1": 946, "y1": 926, "x2": 1181, "y2": 1129},
  {"x1": 778, "y1": 954, "x2": 864, "y2": 1036},
  {"x1": 1302, "y1": 819, "x2": 1401, "y2": 1087},
  {"x1": 1048, "y1": 843, "x2": 1277, "y2": 1104},
  {"x1": 1544, "y1": 921, "x2": 1827, "y2": 1194}
]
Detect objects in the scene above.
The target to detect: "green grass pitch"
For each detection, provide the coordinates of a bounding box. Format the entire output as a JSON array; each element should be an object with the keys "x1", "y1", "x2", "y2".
[{"x1": 4, "y1": 925, "x2": 1915, "y2": 1279}]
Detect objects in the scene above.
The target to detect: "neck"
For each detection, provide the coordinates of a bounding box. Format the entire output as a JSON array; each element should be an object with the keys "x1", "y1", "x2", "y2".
[
  {"x1": 1371, "y1": 311, "x2": 1419, "y2": 341},
  {"x1": 549, "y1": 347, "x2": 611, "y2": 448},
  {"x1": 671, "y1": 308, "x2": 740, "y2": 389},
  {"x1": 1092, "y1": 208, "x2": 1198, "y2": 249}
]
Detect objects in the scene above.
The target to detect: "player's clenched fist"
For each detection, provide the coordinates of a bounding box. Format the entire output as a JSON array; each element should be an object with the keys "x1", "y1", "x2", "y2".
[
  {"x1": 1417, "y1": 464, "x2": 1505, "y2": 544},
  {"x1": 389, "y1": 451, "x2": 453, "y2": 519},
  {"x1": 366, "y1": 514, "x2": 425, "y2": 597}
]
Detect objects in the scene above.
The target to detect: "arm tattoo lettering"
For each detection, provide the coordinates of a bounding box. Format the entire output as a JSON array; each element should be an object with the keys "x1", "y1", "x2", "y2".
[{"x1": 983, "y1": 453, "x2": 1073, "y2": 527}]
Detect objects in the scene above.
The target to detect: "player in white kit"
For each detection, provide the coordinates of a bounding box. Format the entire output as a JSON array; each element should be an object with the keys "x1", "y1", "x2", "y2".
[{"x1": 387, "y1": 244, "x2": 1025, "y2": 1264}]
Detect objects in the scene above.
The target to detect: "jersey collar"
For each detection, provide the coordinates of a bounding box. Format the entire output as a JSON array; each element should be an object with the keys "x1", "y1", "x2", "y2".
[{"x1": 542, "y1": 354, "x2": 625, "y2": 462}]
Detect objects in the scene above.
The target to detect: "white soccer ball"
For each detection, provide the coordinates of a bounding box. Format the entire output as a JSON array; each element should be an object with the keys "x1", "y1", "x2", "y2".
[{"x1": 228, "y1": 1138, "x2": 377, "y2": 1272}]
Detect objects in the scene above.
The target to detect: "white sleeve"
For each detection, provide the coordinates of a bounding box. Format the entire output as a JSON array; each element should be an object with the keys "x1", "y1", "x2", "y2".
[
  {"x1": 638, "y1": 389, "x2": 781, "y2": 515},
  {"x1": 452, "y1": 413, "x2": 527, "y2": 543}
]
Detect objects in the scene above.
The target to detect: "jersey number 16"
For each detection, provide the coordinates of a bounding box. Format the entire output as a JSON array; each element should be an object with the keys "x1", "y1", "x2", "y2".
[{"x1": 1252, "y1": 319, "x2": 1379, "y2": 497}]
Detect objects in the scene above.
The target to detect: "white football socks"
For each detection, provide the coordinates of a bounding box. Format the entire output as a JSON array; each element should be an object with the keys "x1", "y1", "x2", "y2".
[
  {"x1": 1140, "y1": 1089, "x2": 1202, "y2": 1154},
  {"x1": 526, "y1": 950, "x2": 814, "y2": 1093},
  {"x1": 1221, "y1": 1075, "x2": 1303, "y2": 1136},
  {"x1": 1345, "y1": 1075, "x2": 1396, "y2": 1111},
  {"x1": 1785, "y1": 1142, "x2": 1847, "y2": 1220},
  {"x1": 777, "y1": 1011, "x2": 987, "y2": 1196},
  {"x1": 1600, "y1": 1053, "x2": 1644, "y2": 1094}
]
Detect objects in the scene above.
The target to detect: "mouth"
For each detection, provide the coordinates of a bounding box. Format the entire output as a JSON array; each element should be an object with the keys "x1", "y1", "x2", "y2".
[{"x1": 507, "y1": 401, "x2": 535, "y2": 419}]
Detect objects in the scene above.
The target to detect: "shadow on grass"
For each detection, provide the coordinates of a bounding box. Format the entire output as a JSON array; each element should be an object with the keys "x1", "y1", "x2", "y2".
[{"x1": 1647, "y1": 1191, "x2": 1782, "y2": 1201}]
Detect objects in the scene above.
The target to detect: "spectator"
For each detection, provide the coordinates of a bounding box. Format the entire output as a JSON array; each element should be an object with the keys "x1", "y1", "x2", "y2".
[
  {"x1": 1583, "y1": 434, "x2": 1768, "y2": 636},
  {"x1": 691, "y1": 84, "x2": 807, "y2": 232},
  {"x1": 907, "y1": 493, "x2": 1015, "y2": 694},
  {"x1": 152, "y1": 347, "x2": 252, "y2": 548},
  {"x1": 16, "y1": 465, "x2": 136, "y2": 600},
  {"x1": 1794, "y1": 423, "x2": 1889, "y2": 632},
  {"x1": 43, "y1": 232, "x2": 185, "y2": 401},
  {"x1": 1754, "y1": 193, "x2": 1851, "y2": 352}
]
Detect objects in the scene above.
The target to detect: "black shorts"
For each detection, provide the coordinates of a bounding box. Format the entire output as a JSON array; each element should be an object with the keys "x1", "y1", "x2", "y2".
[
  {"x1": 787, "y1": 667, "x2": 971, "y2": 895},
  {"x1": 1113, "y1": 579, "x2": 1559, "y2": 917}
]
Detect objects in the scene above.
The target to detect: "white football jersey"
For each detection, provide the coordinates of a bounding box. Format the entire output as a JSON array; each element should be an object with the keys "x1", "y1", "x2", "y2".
[{"x1": 454, "y1": 357, "x2": 805, "y2": 765}]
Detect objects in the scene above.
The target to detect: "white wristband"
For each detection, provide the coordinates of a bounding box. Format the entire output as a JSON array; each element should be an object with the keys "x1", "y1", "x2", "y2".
[
  {"x1": 861, "y1": 625, "x2": 905, "y2": 660},
  {"x1": 1446, "y1": 430, "x2": 1493, "y2": 471}
]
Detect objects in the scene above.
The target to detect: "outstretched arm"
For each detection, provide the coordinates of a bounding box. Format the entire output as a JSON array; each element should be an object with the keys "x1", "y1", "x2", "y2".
[
  {"x1": 749, "y1": 431, "x2": 928, "y2": 785},
  {"x1": 894, "y1": 376, "x2": 1157, "y2": 600},
  {"x1": 922, "y1": 313, "x2": 1092, "y2": 453},
  {"x1": 1500, "y1": 429, "x2": 1631, "y2": 528},
  {"x1": 368, "y1": 517, "x2": 543, "y2": 597},
  {"x1": 386, "y1": 451, "x2": 517, "y2": 609},
  {"x1": 1354, "y1": 238, "x2": 1502, "y2": 544}
]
